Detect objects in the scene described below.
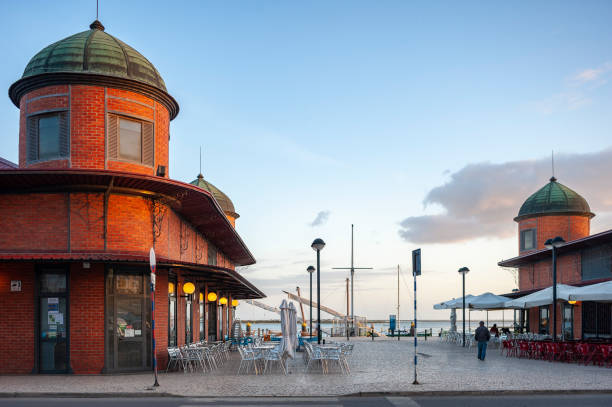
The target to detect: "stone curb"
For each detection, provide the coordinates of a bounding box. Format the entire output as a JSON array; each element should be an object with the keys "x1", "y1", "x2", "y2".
[
  {"x1": 346, "y1": 389, "x2": 612, "y2": 397},
  {"x1": 1, "y1": 389, "x2": 612, "y2": 398}
]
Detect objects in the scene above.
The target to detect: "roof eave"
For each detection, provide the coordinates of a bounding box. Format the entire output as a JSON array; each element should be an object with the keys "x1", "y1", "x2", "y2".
[
  {"x1": 8, "y1": 72, "x2": 179, "y2": 120},
  {"x1": 0, "y1": 169, "x2": 255, "y2": 265},
  {"x1": 513, "y1": 210, "x2": 596, "y2": 222}
]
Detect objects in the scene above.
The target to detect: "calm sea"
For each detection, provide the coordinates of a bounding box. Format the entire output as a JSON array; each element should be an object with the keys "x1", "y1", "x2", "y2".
[{"x1": 244, "y1": 320, "x2": 509, "y2": 336}]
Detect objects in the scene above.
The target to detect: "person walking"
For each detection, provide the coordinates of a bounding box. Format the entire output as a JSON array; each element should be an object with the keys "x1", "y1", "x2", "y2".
[{"x1": 475, "y1": 321, "x2": 491, "y2": 361}]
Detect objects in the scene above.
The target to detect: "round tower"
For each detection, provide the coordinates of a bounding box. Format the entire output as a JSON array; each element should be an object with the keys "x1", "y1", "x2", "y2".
[
  {"x1": 514, "y1": 177, "x2": 594, "y2": 254},
  {"x1": 190, "y1": 173, "x2": 240, "y2": 227},
  {"x1": 9, "y1": 20, "x2": 178, "y2": 175}
]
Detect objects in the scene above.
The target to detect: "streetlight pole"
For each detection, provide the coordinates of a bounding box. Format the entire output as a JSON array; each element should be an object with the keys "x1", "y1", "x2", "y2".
[
  {"x1": 545, "y1": 236, "x2": 565, "y2": 342},
  {"x1": 458, "y1": 267, "x2": 470, "y2": 347},
  {"x1": 307, "y1": 265, "x2": 315, "y2": 339},
  {"x1": 311, "y1": 238, "x2": 326, "y2": 344}
]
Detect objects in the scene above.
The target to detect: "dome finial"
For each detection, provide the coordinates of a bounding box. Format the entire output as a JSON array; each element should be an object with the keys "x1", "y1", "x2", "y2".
[
  {"x1": 90, "y1": 20, "x2": 105, "y2": 31},
  {"x1": 550, "y1": 176, "x2": 557, "y2": 182}
]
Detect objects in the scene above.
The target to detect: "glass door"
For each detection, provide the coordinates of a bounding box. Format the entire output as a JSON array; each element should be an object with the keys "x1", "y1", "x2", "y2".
[
  {"x1": 105, "y1": 268, "x2": 151, "y2": 371},
  {"x1": 185, "y1": 298, "x2": 193, "y2": 344},
  {"x1": 208, "y1": 302, "x2": 217, "y2": 341},
  {"x1": 562, "y1": 304, "x2": 574, "y2": 340},
  {"x1": 38, "y1": 269, "x2": 69, "y2": 373}
]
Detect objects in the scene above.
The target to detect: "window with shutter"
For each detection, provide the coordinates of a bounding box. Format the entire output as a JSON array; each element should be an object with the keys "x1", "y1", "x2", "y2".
[
  {"x1": 107, "y1": 114, "x2": 154, "y2": 166},
  {"x1": 26, "y1": 111, "x2": 69, "y2": 163}
]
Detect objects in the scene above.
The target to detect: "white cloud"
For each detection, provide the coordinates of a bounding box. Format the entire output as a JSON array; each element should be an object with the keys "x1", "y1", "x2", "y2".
[
  {"x1": 572, "y1": 62, "x2": 612, "y2": 84},
  {"x1": 399, "y1": 148, "x2": 612, "y2": 244},
  {"x1": 530, "y1": 92, "x2": 591, "y2": 115},
  {"x1": 310, "y1": 210, "x2": 330, "y2": 227}
]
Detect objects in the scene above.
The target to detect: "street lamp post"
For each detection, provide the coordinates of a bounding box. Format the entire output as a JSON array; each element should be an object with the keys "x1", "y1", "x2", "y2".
[
  {"x1": 311, "y1": 238, "x2": 326, "y2": 344},
  {"x1": 545, "y1": 236, "x2": 565, "y2": 342},
  {"x1": 458, "y1": 267, "x2": 470, "y2": 347},
  {"x1": 307, "y1": 265, "x2": 315, "y2": 339}
]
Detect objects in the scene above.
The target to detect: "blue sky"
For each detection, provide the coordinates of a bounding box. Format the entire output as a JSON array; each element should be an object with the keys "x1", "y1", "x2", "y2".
[{"x1": 1, "y1": 1, "x2": 612, "y2": 320}]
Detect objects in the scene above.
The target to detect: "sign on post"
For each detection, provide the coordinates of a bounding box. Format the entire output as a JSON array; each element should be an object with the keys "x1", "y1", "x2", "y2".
[
  {"x1": 412, "y1": 248, "x2": 421, "y2": 276},
  {"x1": 411, "y1": 248, "x2": 421, "y2": 385},
  {"x1": 149, "y1": 248, "x2": 159, "y2": 387},
  {"x1": 389, "y1": 314, "x2": 396, "y2": 333}
]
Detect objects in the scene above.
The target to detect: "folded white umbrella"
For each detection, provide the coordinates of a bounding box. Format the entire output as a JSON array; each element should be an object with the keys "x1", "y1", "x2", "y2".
[
  {"x1": 504, "y1": 284, "x2": 575, "y2": 308},
  {"x1": 568, "y1": 280, "x2": 612, "y2": 302},
  {"x1": 468, "y1": 292, "x2": 512, "y2": 309},
  {"x1": 279, "y1": 300, "x2": 291, "y2": 359}
]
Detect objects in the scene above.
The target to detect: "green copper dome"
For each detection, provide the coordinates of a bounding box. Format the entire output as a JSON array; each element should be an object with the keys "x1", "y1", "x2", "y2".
[
  {"x1": 515, "y1": 177, "x2": 594, "y2": 221},
  {"x1": 190, "y1": 174, "x2": 239, "y2": 219},
  {"x1": 9, "y1": 21, "x2": 179, "y2": 119},
  {"x1": 22, "y1": 20, "x2": 166, "y2": 91}
]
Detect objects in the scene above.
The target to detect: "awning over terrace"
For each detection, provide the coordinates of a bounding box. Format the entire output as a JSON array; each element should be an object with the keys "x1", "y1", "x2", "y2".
[
  {"x1": 0, "y1": 251, "x2": 265, "y2": 299},
  {"x1": 433, "y1": 293, "x2": 511, "y2": 310},
  {"x1": 504, "y1": 284, "x2": 575, "y2": 308},
  {"x1": 568, "y1": 280, "x2": 612, "y2": 302}
]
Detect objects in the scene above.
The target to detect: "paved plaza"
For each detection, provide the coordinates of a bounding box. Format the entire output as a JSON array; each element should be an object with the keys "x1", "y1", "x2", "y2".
[{"x1": 1, "y1": 337, "x2": 611, "y2": 397}]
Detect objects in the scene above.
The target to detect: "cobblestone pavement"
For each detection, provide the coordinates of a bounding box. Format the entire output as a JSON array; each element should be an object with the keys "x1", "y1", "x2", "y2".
[{"x1": 2, "y1": 337, "x2": 611, "y2": 396}]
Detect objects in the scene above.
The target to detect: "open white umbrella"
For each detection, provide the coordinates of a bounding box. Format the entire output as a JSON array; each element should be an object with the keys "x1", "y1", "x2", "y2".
[
  {"x1": 504, "y1": 284, "x2": 575, "y2": 308},
  {"x1": 468, "y1": 292, "x2": 512, "y2": 309},
  {"x1": 568, "y1": 280, "x2": 612, "y2": 302},
  {"x1": 441, "y1": 295, "x2": 476, "y2": 309}
]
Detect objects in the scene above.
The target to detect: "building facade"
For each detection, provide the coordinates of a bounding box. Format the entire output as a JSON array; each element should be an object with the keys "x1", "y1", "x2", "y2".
[
  {"x1": 500, "y1": 177, "x2": 612, "y2": 339},
  {"x1": 0, "y1": 20, "x2": 264, "y2": 374}
]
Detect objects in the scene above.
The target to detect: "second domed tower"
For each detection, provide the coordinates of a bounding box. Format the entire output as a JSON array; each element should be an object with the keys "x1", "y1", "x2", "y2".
[
  {"x1": 515, "y1": 177, "x2": 594, "y2": 254},
  {"x1": 190, "y1": 173, "x2": 240, "y2": 227}
]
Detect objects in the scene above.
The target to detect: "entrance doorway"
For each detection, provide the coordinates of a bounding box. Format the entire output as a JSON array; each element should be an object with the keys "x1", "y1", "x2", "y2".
[
  {"x1": 208, "y1": 302, "x2": 217, "y2": 341},
  {"x1": 105, "y1": 267, "x2": 151, "y2": 371},
  {"x1": 38, "y1": 268, "x2": 69, "y2": 373}
]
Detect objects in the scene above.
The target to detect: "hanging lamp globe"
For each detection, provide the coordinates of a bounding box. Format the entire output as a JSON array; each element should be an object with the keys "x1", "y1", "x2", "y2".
[
  {"x1": 207, "y1": 292, "x2": 217, "y2": 302},
  {"x1": 231, "y1": 299, "x2": 239, "y2": 307},
  {"x1": 219, "y1": 297, "x2": 228, "y2": 305},
  {"x1": 183, "y1": 282, "x2": 195, "y2": 295}
]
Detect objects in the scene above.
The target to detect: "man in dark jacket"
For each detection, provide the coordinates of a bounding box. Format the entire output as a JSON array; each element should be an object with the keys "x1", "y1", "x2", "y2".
[{"x1": 474, "y1": 321, "x2": 491, "y2": 361}]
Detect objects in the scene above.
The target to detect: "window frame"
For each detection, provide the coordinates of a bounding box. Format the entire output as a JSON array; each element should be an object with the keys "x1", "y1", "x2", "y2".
[
  {"x1": 539, "y1": 306, "x2": 550, "y2": 335},
  {"x1": 26, "y1": 109, "x2": 70, "y2": 164},
  {"x1": 520, "y1": 228, "x2": 537, "y2": 251},
  {"x1": 107, "y1": 113, "x2": 154, "y2": 167}
]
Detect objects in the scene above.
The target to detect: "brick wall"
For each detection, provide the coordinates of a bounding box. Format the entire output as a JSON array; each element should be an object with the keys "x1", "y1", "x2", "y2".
[
  {"x1": 70, "y1": 85, "x2": 105, "y2": 169},
  {"x1": 18, "y1": 85, "x2": 170, "y2": 175},
  {"x1": 0, "y1": 194, "x2": 69, "y2": 252},
  {"x1": 518, "y1": 215, "x2": 590, "y2": 254},
  {"x1": 0, "y1": 263, "x2": 35, "y2": 373},
  {"x1": 154, "y1": 268, "x2": 169, "y2": 368},
  {"x1": 69, "y1": 263, "x2": 104, "y2": 373}
]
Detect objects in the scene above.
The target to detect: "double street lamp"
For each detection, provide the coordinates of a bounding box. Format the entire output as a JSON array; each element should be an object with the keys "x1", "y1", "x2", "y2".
[
  {"x1": 544, "y1": 236, "x2": 565, "y2": 342},
  {"x1": 311, "y1": 238, "x2": 326, "y2": 344},
  {"x1": 458, "y1": 266, "x2": 470, "y2": 347},
  {"x1": 307, "y1": 265, "x2": 315, "y2": 339}
]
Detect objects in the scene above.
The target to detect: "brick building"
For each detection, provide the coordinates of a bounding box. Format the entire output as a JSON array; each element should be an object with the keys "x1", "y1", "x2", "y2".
[
  {"x1": 0, "y1": 20, "x2": 264, "y2": 374},
  {"x1": 499, "y1": 177, "x2": 612, "y2": 340}
]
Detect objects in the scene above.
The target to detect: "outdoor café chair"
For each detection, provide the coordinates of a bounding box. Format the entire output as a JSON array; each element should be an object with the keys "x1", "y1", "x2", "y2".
[
  {"x1": 165, "y1": 347, "x2": 182, "y2": 373},
  {"x1": 263, "y1": 348, "x2": 286, "y2": 375}
]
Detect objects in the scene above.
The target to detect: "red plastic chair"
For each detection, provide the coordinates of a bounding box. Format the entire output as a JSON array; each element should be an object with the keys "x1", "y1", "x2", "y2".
[
  {"x1": 601, "y1": 345, "x2": 612, "y2": 368},
  {"x1": 518, "y1": 341, "x2": 529, "y2": 358},
  {"x1": 552, "y1": 343, "x2": 564, "y2": 362},
  {"x1": 502, "y1": 340, "x2": 511, "y2": 357},
  {"x1": 534, "y1": 342, "x2": 545, "y2": 360},
  {"x1": 563, "y1": 342, "x2": 577, "y2": 363},
  {"x1": 576, "y1": 343, "x2": 592, "y2": 365}
]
